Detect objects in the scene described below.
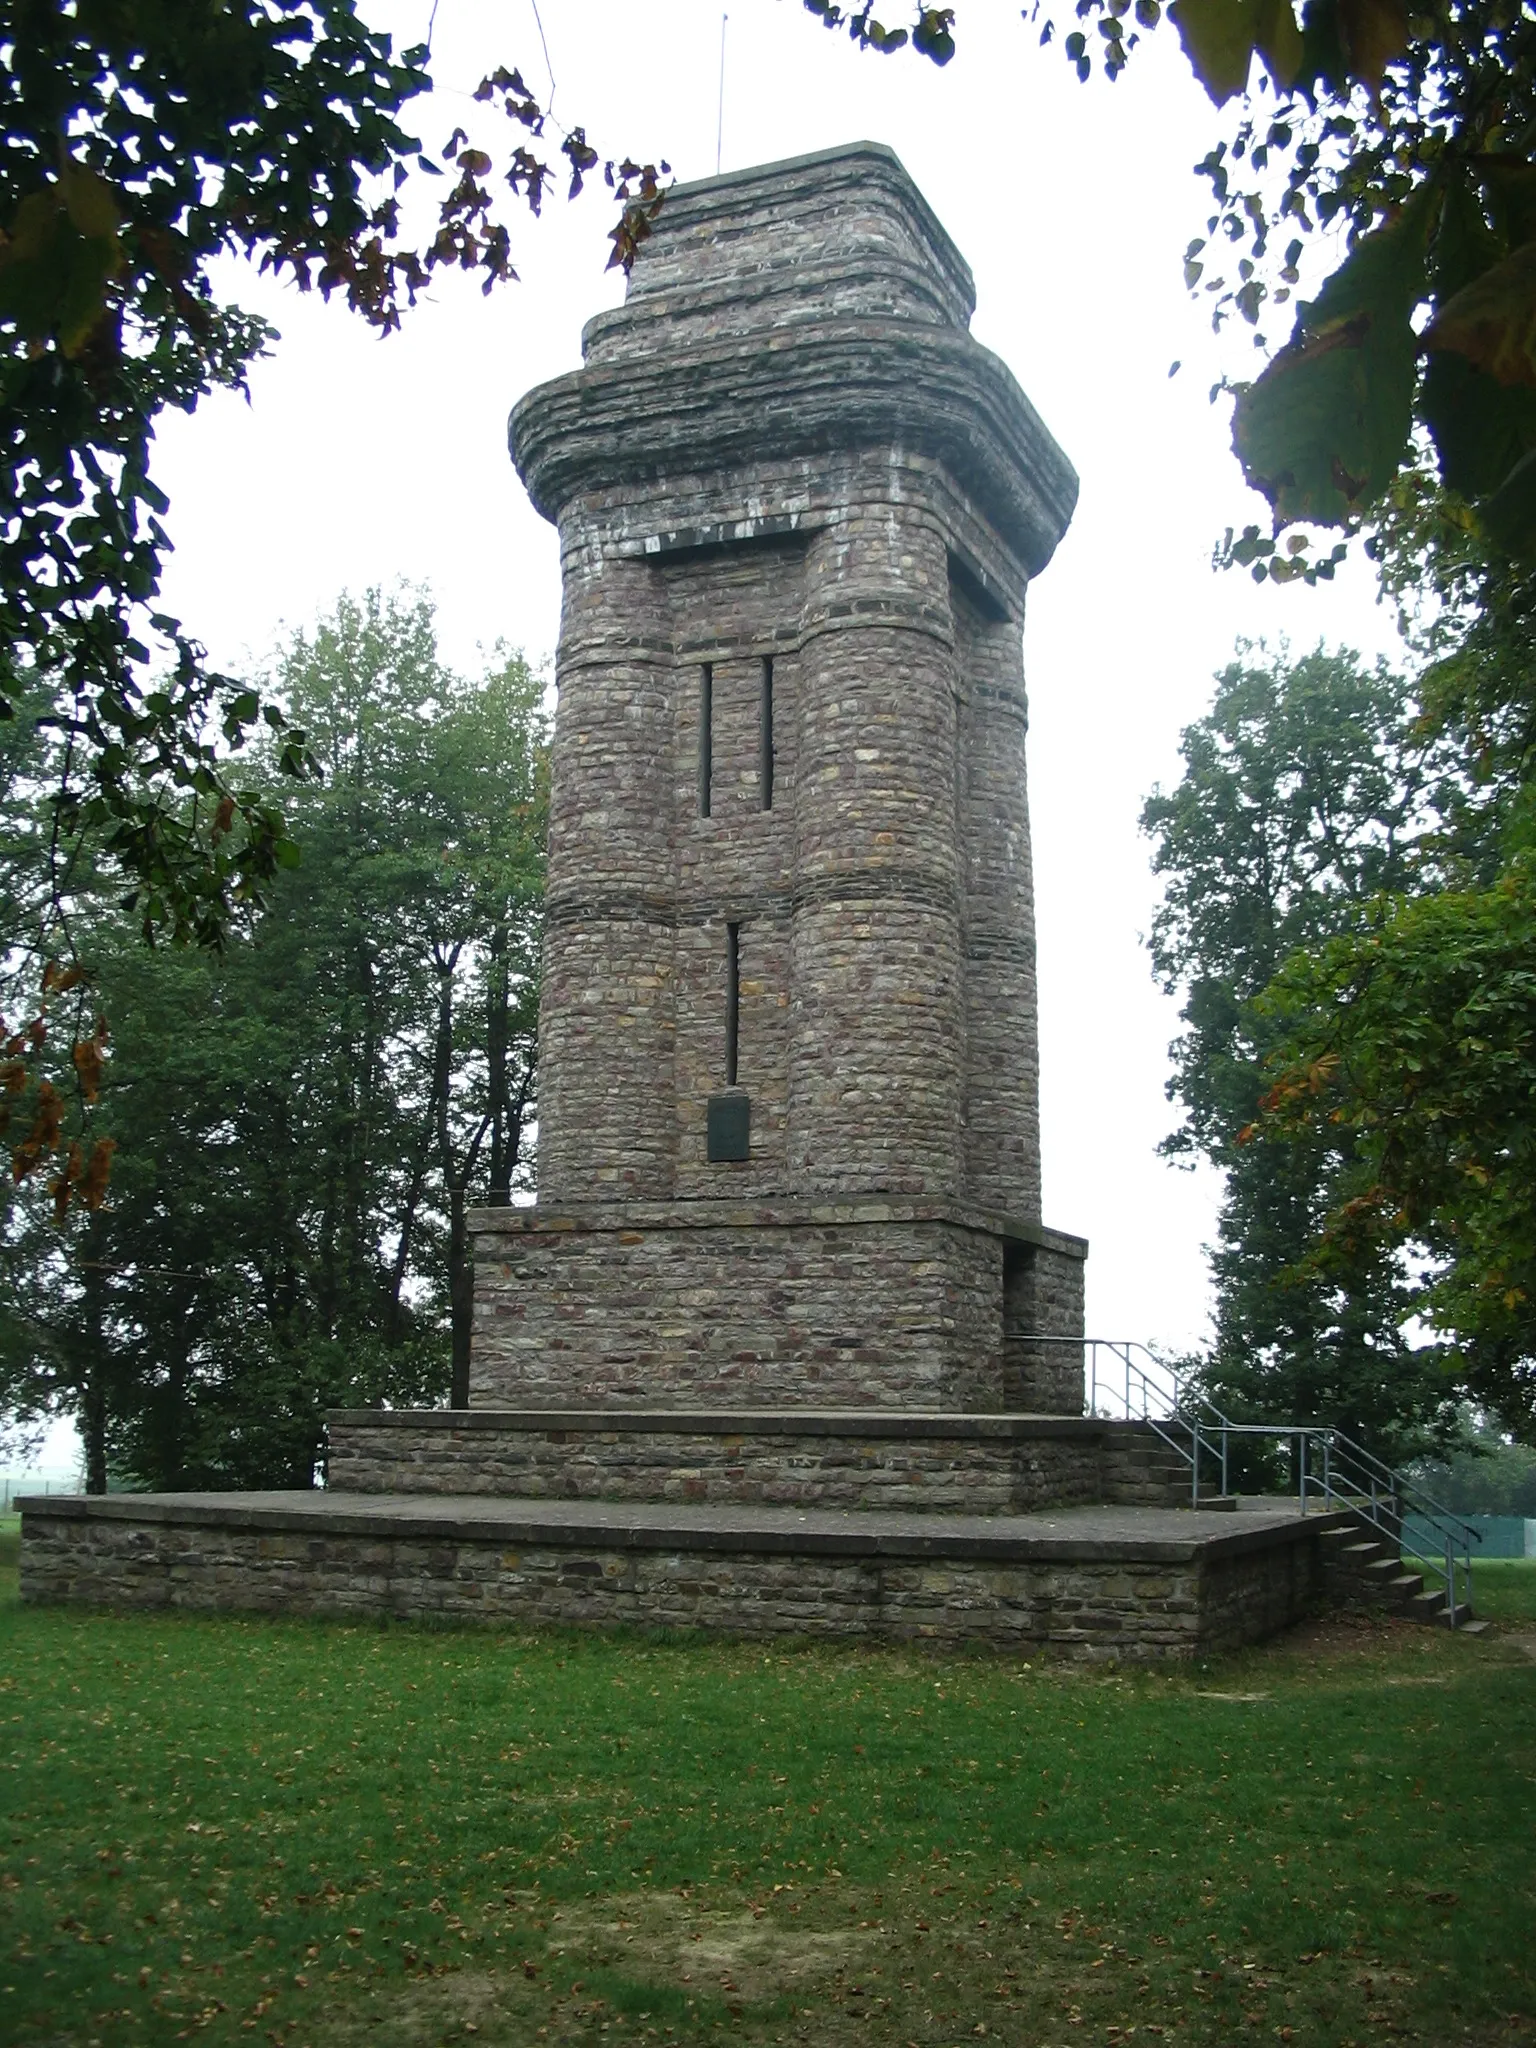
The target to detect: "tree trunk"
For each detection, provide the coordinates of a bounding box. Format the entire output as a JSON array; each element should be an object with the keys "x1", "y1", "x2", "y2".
[
  {"x1": 160, "y1": 1316, "x2": 189, "y2": 1492},
  {"x1": 80, "y1": 1221, "x2": 110, "y2": 1495},
  {"x1": 385, "y1": 1120, "x2": 433, "y2": 1343},
  {"x1": 487, "y1": 920, "x2": 512, "y2": 1208},
  {"x1": 449, "y1": 1179, "x2": 472, "y2": 1410},
  {"x1": 429, "y1": 941, "x2": 471, "y2": 1406}
]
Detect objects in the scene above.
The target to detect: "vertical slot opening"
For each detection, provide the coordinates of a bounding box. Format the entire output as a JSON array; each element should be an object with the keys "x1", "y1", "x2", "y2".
[
  {"x1": 698, "y1": 662, "x2": 713, "y2": 818},
  {"x1": 725, "y1": 921, "x2": 740, "y2": 1086},
  {"x1": 760, "y1": 656, "x2": 774, "y2": 811}
]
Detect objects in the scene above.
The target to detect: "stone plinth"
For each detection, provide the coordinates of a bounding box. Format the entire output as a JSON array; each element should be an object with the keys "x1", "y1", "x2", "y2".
[
  {"x1": 470, "y1": 1201, "x2": 1085, "y2": 1412},
  {"x1": 326, "y1": 1409, "x2": 1190, "y2": 1514},
  {"x1": 18, "y1": 1493, "x2": 1340, "y2": 1663}
]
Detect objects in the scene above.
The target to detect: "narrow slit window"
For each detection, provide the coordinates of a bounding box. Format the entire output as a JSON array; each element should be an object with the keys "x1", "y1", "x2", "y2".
[
  {"x1": 725, "y1": 921, "x2": 740, "y2": 1086},
  {"x1": 698, "y1": 663, "x2": 713, "y2": 817},
  {"x1": 760, "y1": 656, "x2": 774, "y2": 810}
]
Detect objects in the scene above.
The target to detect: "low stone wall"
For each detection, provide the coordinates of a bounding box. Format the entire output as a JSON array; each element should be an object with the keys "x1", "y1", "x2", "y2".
[
  {"x1": 18, "y1": 1507, "x2": 1327, "y2": 1662},
  {"x1": 469, "y1": 1199, "x2": 1086, "y2": 1414},
  {"x1": 325, "y1": 1411, "x2": 1189, "y2": 1514},
  {"x1": 18, "y1": 1496, "x2": 1328, "y2": 1662}
]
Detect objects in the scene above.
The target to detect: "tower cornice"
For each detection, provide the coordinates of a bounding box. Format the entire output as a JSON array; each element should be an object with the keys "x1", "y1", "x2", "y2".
[{"x1": 510, "y1": 318, "x2": 1078, "y2": 588}]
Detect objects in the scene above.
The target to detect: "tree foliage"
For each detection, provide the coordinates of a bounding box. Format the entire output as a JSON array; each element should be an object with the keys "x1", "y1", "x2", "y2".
[
  {"x1": 5, "y1": 2, "x2": 1532, "y2": 973},
  {"x1": 1238, "y1": 457, "x2": 1536, "y2": 1439},
  {"x1": 810, "y1": 3, "x2": 1536, "y2": 573},
  {"x1": 1258, "y1": 868, "x2": 1536, "y2": 1434},
  {"x1": 0, "y1": 0, "x2": 654, "y2": 926},
  {"x1": 0, "y1": 0, "x2": 652, "y2": 1211},
  {"x1": 0, "y1": 589, "x2": 547, "y2": 1490},
  {"x1": 1142, "y1": 644, "x2": 1461, "y2": 1449}
]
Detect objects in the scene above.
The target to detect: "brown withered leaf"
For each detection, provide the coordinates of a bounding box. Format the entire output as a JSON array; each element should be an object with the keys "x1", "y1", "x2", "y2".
[
  {"x1": 50, "y1": 1141, "x2": 84, "y2": 1227},
  {"x1": 41, "y1": 958, "x2": 89, "y2": 995},
  {"x1": 13, "y1": 1079, "x2": 64, "y2": 1181},
  {"x1": 80, "y1": 1137, "x2": 116, "y2": 1210},
  {"x1": 72, "y1": 1023, "x2": 109, "y2": 1104}
]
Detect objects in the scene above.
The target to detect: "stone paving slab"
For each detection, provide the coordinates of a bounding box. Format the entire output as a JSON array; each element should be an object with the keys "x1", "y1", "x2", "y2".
[{"x1": 18, "y1": 1489, "x2": 1337, "y2": 1566}]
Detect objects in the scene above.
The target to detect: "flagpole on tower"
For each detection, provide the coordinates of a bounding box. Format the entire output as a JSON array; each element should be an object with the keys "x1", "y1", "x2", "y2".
[{"x1": 716, "y1": 13, "x2": 728, "y2": 175}]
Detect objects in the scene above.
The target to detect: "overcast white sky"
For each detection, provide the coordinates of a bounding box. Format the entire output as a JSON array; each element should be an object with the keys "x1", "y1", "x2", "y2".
[{"x1": 135, "y1": 1, "x2": 1415, "y2": 1374}]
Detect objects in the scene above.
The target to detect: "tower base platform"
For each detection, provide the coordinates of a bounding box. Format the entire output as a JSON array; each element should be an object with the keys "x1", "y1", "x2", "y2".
[{"x1": 18, "y1": 1483, "x2": 1344, "y2": 1664}]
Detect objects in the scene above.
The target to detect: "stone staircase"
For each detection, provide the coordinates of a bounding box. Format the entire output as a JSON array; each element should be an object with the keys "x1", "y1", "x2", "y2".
[
  {"x1": 1099, "y1": 1427, "x2": 1234, "y2": 1510},
  {"x1": 1319, "y1": 1514, "x2": 1487, "y2": 1631}
]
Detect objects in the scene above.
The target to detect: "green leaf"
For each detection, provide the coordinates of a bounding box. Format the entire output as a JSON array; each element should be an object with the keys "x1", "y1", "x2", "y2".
[
  {"x1": 1430, "y1": 168, "x2": 1502, "y2": 302},
  {"x1": 1473, "y1": 156, "x2": 1536, "y2": 253},
  {"x1": 1420, "y1": 351, "x2": 1536, "y2": 499},
  {"x1": 1336, "y1": 0, "x2": 1410, "y2": 86},
  {"x1": 1233, "y1": 197, "x2": 1431, "y2": 526},
  {"x1": 1480, "y1": 446, "x2": 1536, "y2": 561},
  {"x1": 1256, "y1": 0, "x2": 1304, "y2": 86},
  {"x1": 1171, "y1": 0, "x2": 1304, "y2": 102},
  {"x1": 0, "y1": 177, "x2": 123, "y2": 354},
  {"x1": 1423, "y1": 241, "x2": 1536, "y2": 390},
  {"x1": 1170, "y1": 0, "x2": 1262, "y2": 104},
  {"x1": 0, "y1": 189, "x2": 70, "y2": 338},
  {"x1": 61, "y1": 165, "x2": 121, "y2": 239},
  {"x1": 58, "y1": 231, "x2": 121, "y2": 356}
]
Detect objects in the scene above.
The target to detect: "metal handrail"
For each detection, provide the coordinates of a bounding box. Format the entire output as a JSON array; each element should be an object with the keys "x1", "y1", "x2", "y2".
[{"x1": 1007, "y1": 1332, "x2": 1482, "y2": 1626}]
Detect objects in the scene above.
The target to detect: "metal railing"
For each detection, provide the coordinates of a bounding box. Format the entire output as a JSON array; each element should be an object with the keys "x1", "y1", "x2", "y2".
[{"x1": 1008, "y1": 1334, "x2": 1483, "y2": 1626}]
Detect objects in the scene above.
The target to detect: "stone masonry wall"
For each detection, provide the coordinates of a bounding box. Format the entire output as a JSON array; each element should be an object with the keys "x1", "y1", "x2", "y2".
[
  {"x1": 537, "y1": 544, "x2": 677, "y2": 1202},
  {"x1": 1003, "y1": 1238, "x2": 1088, "y2": 1411},
  {"x1": 665, "y1": 538, "x2": 803, "y2": 1200},
  {"x1": 326, "y1": 1416, "x2": 1186, "y2": 1513},
  {"x1": 955, "y1": 576, "x2": 1042, "y2": 1221},
  {"x1": 785, "y1": 508, "x2": 963, "y2": 1196},
  {"x1": 513, "y1": 144, "x2": 1082, "y2": 1239},
  {"x1": 20, "y1": 1506, "x2": 1325, "y2": 1661},
  {"x1": 470, "y1": 1205, "x2": 1005, "y2": 1410}
]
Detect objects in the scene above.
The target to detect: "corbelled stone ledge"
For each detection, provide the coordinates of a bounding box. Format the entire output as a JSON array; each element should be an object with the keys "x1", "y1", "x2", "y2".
[
  {"x1": 328, "y1": 1408, "x2": 1108, "y2": 1435},
  {"x1": 467, "y1": 1199, "x2": 1087, "y2": 1259},
  {"x1": 18, "y1": 1493, "x2": 1343, "y2": 1661}
]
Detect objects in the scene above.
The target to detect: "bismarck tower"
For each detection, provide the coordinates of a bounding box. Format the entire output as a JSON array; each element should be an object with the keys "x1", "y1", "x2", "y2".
[
  {"x1": 474, "y1": 141, "x2": 1087, "y2": 1414},
  {"x1": 18, "y1": 146, "x2": 1383, "y2": 1662}
]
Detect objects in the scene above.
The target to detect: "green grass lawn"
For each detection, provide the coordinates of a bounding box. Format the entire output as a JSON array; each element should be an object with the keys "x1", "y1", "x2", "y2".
[{"x1": 0, "y1": 1537, "x2": 1532, "y2": 2048}]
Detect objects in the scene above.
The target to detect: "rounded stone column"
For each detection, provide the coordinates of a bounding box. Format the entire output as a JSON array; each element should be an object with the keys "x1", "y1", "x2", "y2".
[
  {"x1": 536, "y1": 530, "x2": 677, "y2": 1200},
  {"x1": 787, "y1": 498, "x2": 964, "y2": 1196}
]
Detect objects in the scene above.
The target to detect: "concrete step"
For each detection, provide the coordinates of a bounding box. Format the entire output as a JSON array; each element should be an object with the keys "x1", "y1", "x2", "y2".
[
  {"x1": 1315, "y1": 1503, "x2": 1483, "y2": 1631},
  {"x1": 1361, "y1": 1556, "x2": 1408, "y2": 1581},
  {"x1": 1408, "y1": 1588, "x2": 1452, "y2": 1622},
  {"x1": 1406, "y1": 1588, "x2": 1483, "y2": 1630},
  {"x1": 1384, "y1": 1572, "x2": 1427, "y2": 1597}
]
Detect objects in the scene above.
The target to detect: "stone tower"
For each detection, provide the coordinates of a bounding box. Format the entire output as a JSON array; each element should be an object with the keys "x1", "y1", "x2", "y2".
[{"x1": 472, "y1": 141, "x2": 1088, "y2": 1413}]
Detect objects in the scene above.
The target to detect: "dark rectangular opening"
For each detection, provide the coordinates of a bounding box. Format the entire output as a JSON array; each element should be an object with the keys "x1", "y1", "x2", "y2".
[
  {"x1": 760, "y1": 656, "x2": 774, "y2": 810},
  {"x1": 725, "y1": 920, "x2": 740, "y2": 1086},
  {"x1": 698, "y1": 662, "x2": 713, "y2": 817},
  {"x1": 706, "y1": 1090, "x2": 750, "y2": 1162}
]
